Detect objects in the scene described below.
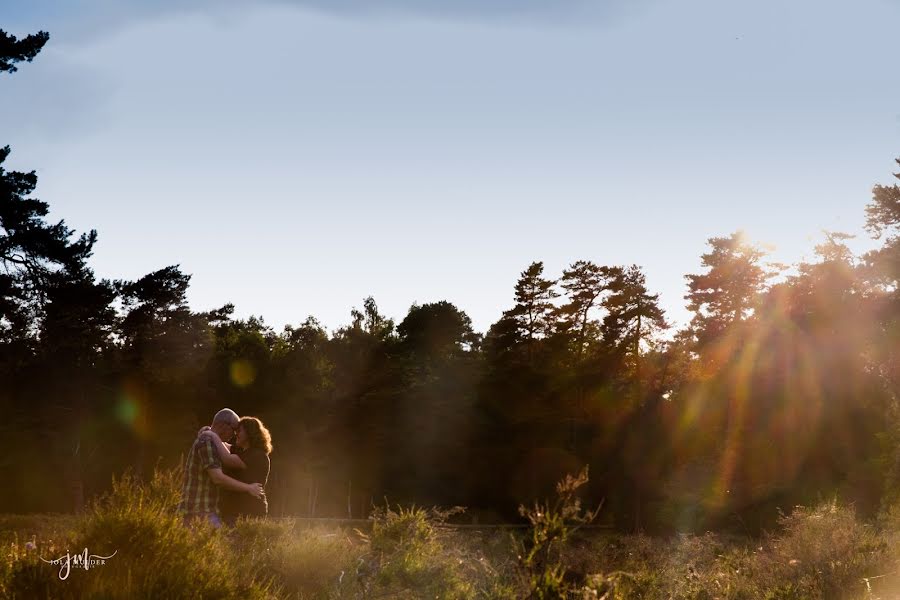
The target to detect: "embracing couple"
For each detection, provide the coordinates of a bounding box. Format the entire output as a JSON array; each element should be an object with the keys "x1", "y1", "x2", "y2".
[{"x1": 178, "y1": 408, "x2": 272, "y2": 527}]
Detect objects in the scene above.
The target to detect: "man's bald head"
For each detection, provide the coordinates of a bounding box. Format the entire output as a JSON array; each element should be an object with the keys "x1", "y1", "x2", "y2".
[
  {"x1": 212, "y1": 408, "x2": 239, "y2": 427},
  {"x1": 210, "y1": 408, "x2": 240, "y2": 441}
]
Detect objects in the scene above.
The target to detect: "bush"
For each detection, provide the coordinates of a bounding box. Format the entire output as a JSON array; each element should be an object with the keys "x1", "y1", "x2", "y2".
[
  {"x1": 363, "y1": 504, "x2": 476, "y2": 599},
  {"x1": 760, "y1": 500, "x2": 888, "y2": 599},
  {"x1": 0, "y1": 514, "x2": 75, "y2": 599},
  {"x1": 231, "y1": 517, "x2": 364, "y2": 599},
  {"x1": 582, "y1": 500, "x2": 891, "y2": 600},
  {"x1": 3, "y1": 471, "x2": 897, "y2": 600},
  {"x1": 518, "y1": 467, "x2": 601, "y2": 599},
  {"x1": 4, "y1": 467, "x2": 269, "y2": 599}
]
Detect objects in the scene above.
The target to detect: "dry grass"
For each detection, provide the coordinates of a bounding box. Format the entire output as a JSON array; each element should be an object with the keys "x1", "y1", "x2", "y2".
[{"x1": 1, "y1": 469, "x2": 899, "y2": 599}]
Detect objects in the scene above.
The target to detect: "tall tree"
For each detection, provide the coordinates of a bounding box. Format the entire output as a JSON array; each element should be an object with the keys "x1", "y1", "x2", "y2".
[
  {"x1": 395, "y1": 301, "x2": 479, "y2": 505},
  {"x1": 38, "y1": 266, "x2": 117, "y2": 511},
  {"x1": 602, "y1": 264, "x2": 667, "y2": 376},
  {"x1": 503, "y1": 261, "x2": 558, "y2": 365},
  {"x1": 555, "y1": 261, "x2": 619, "y2": 356},
  {"x1": 0, "y1": 145, "x2": 97, "y2": 349},
  {"x1": 398, "y1": 301, "x2": 477, "y2": 359},
  {"x1": 865, "y1": 158, "x2": 900, "y2": 302},
  {"x1": 685, "y1": 231, "x2": 776, "y2": 348},
  {"x1": 116, "y1": 266, "x2": 218, "y2": 478},
  {"x1": 0, "y1": 29, "x2": 49, "y2": 74},
  {"x1": 864, "y1": 159, "x2": 900, "y2": 488},
  {"x1": 786, "y1": 232, "x2": 861, "y2": 327},
  {"x1": 350, "y1": 296, "x2": 395, "y2": 340}
]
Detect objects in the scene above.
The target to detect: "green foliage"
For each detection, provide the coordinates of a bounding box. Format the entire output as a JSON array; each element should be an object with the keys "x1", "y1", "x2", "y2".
[
  {"x1": 765, "y1": 501, "x2": 887, "y2": 598},
  {"x1": 518, "y1": 467, "x2": 601, "y2": 599},
  {"x1": 0, "y1": 467, "x2": 268, "y2": 599},
  {"x1": 1, "y1": 494, "x2": 899, "y2": 599},
  {"x1": 582, "y1": 501, "x2": 891, "y2": 600},
  {"x1": 398, "y1": 301, "x2": 478, "y2": 358},
  {"x1": 685, "y1": 230, "x2": 778, "y2": 348},
  {"x1": 0, "y1": 29, "x2": 49, "y2": 73},
  {"x1": 364, "y1": 504, "x2": 476, "y2": 599},
  {"x1": 602, "y1": 264, "x2": 668, "y2": 363},
  {"x1": 231, "y1": 518, "x2": 363, "y2": 599},
  {"x1": 506, "y1": 260, "x2": 560, "y2": 344}
]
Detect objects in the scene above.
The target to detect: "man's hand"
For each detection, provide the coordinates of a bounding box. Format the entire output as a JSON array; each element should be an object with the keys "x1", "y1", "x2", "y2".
[
  {"x1": 198, "y1": 427, "x2": 221, "y2": 444},
  {"x1": 245, "y1": 482, "x2": 264, "y2": 499}
]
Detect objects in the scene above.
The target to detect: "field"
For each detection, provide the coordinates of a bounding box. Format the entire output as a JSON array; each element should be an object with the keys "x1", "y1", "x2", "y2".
[{"x1": 3, "y1": 469, "x2": 900, "y2": 599}]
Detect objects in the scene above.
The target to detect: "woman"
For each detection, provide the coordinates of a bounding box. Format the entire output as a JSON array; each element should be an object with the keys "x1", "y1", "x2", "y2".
[{"x1": 203, "y1": 416, "x2": 272, "y2": 525}]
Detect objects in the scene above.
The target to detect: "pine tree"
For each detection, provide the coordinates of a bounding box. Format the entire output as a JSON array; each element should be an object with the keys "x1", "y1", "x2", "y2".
[
  {"x1": 556, "y1": 260, "x2": 619, "y2": 356},
  {"x1": 685, "y1": 231, "x2": 776, "y2": 348},
  {"x1": 0, "y1": 29, "x2": 49, "y2": 74}
]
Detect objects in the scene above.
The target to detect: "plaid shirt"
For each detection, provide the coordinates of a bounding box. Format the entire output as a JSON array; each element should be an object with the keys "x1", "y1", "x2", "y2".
[{"x1": 178, "y1": 434, "x2": 222, "y2": 516}]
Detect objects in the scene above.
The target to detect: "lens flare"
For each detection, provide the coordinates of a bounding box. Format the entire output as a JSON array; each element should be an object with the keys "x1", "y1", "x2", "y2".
[
  {"x1": 115, "y1": 396, "x2": 138, "y2": 425},
  {"x1": 115, "y1": 380, "x2": 151, "y2": 439},
  {"x1": 230, "y1": 359, "x2": 256, "y2": 387}
]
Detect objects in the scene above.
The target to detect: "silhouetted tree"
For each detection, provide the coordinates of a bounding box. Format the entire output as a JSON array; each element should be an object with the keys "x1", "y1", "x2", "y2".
[
  {"x1": 505, "y1": 261, "x2": 558, "y2": 353},
  {"x1": 685, "y1": 231, "x2": 777, "y2": 351},
  {"x1": 602, "y1": 264, "x2": 667, "y2": 377},
  {"x1": 555, "y1": 261, "x2": 619, "y2": 356},
  {"x1": 0, "y1": 146, "x2": 97, "y2": 351},
  {"x1": 0, "y1": 29, "x2": 49, "y2": 73},
  {"x1": 398, "y1": 300, "x2": 478, "y2": 359}
]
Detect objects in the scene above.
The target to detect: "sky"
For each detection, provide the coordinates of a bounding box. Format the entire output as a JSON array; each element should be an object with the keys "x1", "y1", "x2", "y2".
[{"x1": 2, "y1": 0, "x2": 899, "y2": 334}]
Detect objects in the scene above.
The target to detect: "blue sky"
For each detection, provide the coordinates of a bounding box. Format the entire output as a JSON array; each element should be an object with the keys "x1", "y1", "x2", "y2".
[{"x1": 2, "y1": 0, "x2": 899, "y2": 333}]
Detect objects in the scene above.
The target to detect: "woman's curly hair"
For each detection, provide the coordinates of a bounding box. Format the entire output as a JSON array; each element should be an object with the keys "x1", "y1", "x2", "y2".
[{"x1": 239, "y1": 416, "x2": 273, "y2": 455}]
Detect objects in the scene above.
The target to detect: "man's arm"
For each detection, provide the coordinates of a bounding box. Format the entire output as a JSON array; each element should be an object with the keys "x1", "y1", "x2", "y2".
[
  {"x1": 199, "y1": 431, "x2": 246, "y2": 470},
  {"x1": 208, "y1": 468, "x2": 263, "y2": 498}
]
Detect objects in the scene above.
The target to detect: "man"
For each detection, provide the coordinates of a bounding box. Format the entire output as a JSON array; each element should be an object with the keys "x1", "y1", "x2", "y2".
[{"x1": 178, "y1": 408, "x2": 263, "y2": 527}]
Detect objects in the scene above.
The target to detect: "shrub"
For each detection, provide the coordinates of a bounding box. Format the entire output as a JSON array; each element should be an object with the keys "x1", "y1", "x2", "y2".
[
  {"x1": 4, "y1": 471, "x2": 897, "y2": 600},
  {"x1": 0, "y1": 515, "x2": 75, "y2": 599},
  {"x1": 232, "y1": 517, "x2": 364, "y2": 599},
  {"x1": 363, "y1": 504, "x2": 476, "y2": 599},
  {"x1": 582, "y1": 500, "x2": 891, "y2": 600},
  {"x1": 5, "y1": 467, "x2": 270, "y2": 599},
  {"x1": 761, "y1": 500, "x2": 888, "y2": 599},
  {"x1": 518, "y1": 467, "x2": 601, "y2": 599}
]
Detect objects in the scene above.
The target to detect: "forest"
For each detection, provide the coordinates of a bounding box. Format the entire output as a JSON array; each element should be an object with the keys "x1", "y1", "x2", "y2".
[{"x1": 2, "y1": 27, "x2": 899, "y2": 536}]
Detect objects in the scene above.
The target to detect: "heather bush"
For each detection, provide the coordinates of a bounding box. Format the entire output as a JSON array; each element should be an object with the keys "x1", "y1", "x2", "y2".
[
  {"x1": 517, "y1": 466, "x2": 601, "y2": 599},
  {"x1": 4, "y1": 468, "x2": 270, "y2": 599},
  {"x1": 362, "y1": 504, "x2": 478, "y2": 598},
  {"x1": 2, "y1": 469, "x2": 900, "y2": 600},
  {"x1": 231, "y1": 517, "x2": 363, "y2": 598},
  {"x1": 582, "y1": 500, "x2": 892, "y2": 600}
]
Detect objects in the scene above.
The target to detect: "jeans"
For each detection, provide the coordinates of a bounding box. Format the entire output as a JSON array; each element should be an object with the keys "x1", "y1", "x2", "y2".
[{"x1": 182, "y1": 512, "x2": 223, "y2": 528}]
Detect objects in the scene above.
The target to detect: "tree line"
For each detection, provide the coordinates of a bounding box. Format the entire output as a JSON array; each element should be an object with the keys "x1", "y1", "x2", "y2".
[{"x1": 2, "y1": 28, "x2": 899, "y2": 532}]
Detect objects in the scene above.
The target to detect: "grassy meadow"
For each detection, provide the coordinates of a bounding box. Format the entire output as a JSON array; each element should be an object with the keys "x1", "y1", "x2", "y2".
[{"x1": 3, "y1": 468, "x2": 900, "y2": 599}]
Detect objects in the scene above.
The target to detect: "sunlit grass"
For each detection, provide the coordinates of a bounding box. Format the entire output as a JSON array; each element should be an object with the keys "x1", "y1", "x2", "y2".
[{"x1": 3, "y1": 469, "x2": 900, "y2": 598}]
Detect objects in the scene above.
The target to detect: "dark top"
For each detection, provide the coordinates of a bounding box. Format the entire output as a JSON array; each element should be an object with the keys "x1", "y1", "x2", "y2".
[{"x1": 219, "y1": 445, "x2": 270, "y2": 522}]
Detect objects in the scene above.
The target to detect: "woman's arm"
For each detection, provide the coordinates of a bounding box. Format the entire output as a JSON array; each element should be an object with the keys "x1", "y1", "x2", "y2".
[
  {"x1": 200, "y1": 430, "x2": 246, "y2": 470},
  {"x1": 208, "y1": 468, "x2": 264, "y2": 498}
]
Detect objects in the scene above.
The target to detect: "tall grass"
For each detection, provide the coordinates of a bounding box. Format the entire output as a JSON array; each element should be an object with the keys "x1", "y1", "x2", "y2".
[
  {"x1": 583, "y1": 501, "x2": 893, "y2": 599},
  {"x1": 3, "y1": 467, "x2": 270, "y2": 599},
  {"x1": 2, "y1": 467, "x2": 900, "y2": 599},
  {"x1": 517, "y1": 467, "x2": 601, "y2": 598}
]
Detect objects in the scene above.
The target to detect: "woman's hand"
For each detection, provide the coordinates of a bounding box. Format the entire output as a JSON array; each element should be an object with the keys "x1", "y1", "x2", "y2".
[
  {"x1": 245, "y1": 482, "x2": 264, "y2": 499},
  {"x1": 197, "y1": 425, "x2": 212, "y2": 436},
  {"x1": 199, "y1": 428, "x2": 222, "y2": 443}
]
